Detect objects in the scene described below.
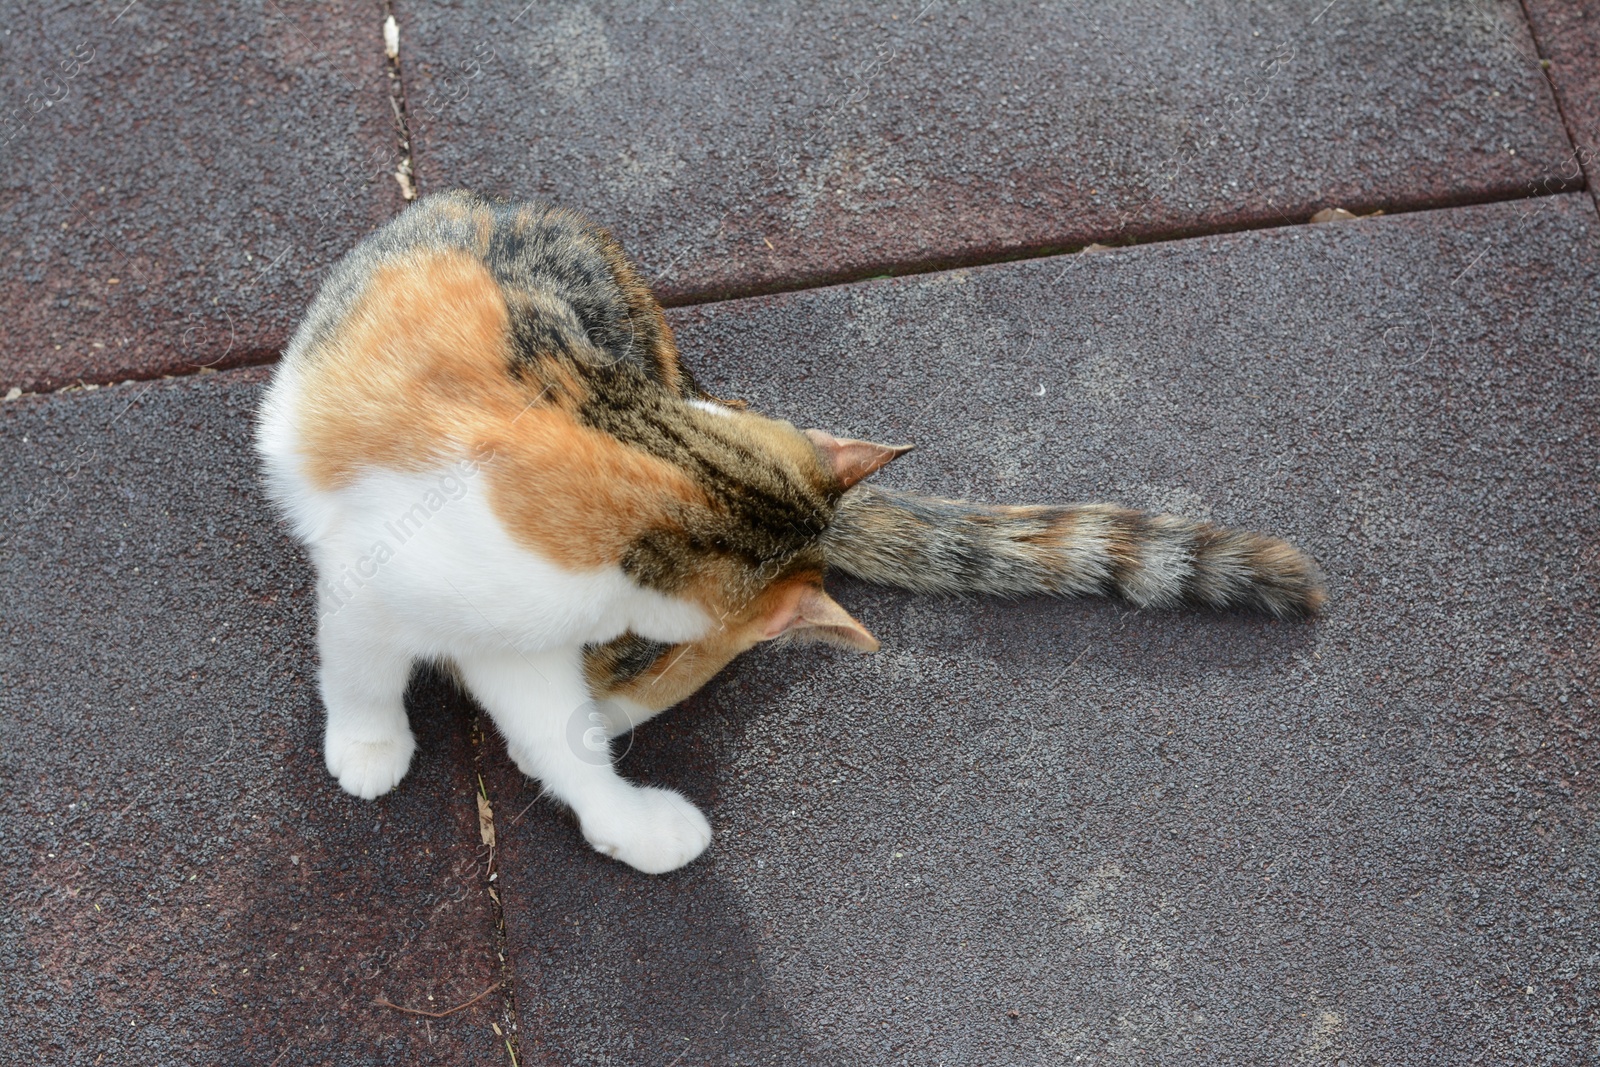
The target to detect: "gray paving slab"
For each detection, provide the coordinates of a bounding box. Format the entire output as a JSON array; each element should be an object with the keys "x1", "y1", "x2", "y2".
[
  {"x1": 402, "y1": 0, "x2": 1575, "y2": 303},
  {"x1": 0, "y1": 372, "x2": 505, "y2": 1065},
  {"x1": 484, "y1": 195, "x2": 1600, "y2": 1065},
  {"x1": 0, "y1": 2, "x2": 400, "y2": 393}
]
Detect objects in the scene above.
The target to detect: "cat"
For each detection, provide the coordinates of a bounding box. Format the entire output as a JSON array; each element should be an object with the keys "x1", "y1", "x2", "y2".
[{"x1": 256, "y1": 190, "x2": 1324, "y2": 874}]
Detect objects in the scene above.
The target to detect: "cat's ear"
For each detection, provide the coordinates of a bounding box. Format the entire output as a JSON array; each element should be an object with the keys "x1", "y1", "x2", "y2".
[
  {"x1": 760, "y1": 581, "x2": 880, "y2": 652},
  {"x1": 803, "y1": 429, "x2": 912, "y2": 490}
]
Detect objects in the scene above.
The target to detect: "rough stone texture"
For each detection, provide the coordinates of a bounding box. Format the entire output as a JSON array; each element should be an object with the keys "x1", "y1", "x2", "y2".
[
  {"x1": 1524, "y1": 1, "x2": 1600, "y2": 203},
  {"x1": 0, "y1": 2, "x2": 402, "y2": 394},
  {"x1": 403, "y1": 0, "x2": 1574, "y2": 303},
  {"x1": 0, "y1": 373, "x2": 505, "y2": 1065},
  {"x1": 485, "y1": 196, "x2": 1599, "y2": 1064}
]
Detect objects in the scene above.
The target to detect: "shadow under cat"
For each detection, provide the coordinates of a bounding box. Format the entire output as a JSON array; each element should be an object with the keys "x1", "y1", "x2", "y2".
[{"x1": 444, "y1": 588, "x2": 1319, "y2": 1064}]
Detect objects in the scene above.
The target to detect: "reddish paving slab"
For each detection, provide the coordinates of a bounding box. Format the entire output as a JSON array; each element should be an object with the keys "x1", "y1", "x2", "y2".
[
  {"x1": 483, "y1": 196, "x2": 1599, "y2": 1064},
  {"x1": 1524, "y1": 1, "x2": 1600, "y2": 196},
  {"x1": 0, "y1": 2, "x2": 401, "y2": 394},
  {"x1": 0, "y1": 374, "x2": 505, "y2": 1065},
  {"x1": 402, "y1": 0, "x2": 1574, "y2": 303}
]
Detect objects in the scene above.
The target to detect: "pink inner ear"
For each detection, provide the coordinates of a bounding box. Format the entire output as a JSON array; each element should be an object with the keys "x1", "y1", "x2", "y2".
[
  {"x1": 759, "y1": 583, "x2": 808, "y2": 640},
  {"x1": 761, "y1": 582, "x2": 880, "y2": 652},
  {"x1": 803, "y1": 429, "x2": 913, "y2": 490}
]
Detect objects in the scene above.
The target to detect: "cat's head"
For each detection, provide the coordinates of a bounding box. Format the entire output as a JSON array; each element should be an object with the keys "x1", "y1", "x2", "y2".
[{"x1": 629, "y1": 403, "x2": 909, "y2": 654}]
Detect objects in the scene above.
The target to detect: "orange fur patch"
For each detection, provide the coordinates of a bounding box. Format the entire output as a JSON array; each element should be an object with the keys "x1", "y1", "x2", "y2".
[
  {"x1": 593, "y1": 630, "x2": 749, "y2": 712},
  {"x1": 591, "y1": 578, "x2": 828, "y2": 710}
]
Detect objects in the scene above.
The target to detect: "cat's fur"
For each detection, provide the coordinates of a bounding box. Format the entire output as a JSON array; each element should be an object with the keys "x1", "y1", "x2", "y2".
[{"x1": 257, "y1": 190, "x2": 1324, "y2": 874}]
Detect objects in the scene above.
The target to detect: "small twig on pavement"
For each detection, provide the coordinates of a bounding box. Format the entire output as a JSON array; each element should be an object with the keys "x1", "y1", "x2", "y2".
[{"x1": 373, "y1": 981, "x2": 500, "y2": 1019}]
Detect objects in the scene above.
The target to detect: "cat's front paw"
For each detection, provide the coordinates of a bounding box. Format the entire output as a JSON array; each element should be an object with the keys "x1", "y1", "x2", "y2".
[
  {"x1": 325, "y1": 729, "x2": 416, "y2": 800},
  {"x1": 581, "y1": 786, "x2": 712, "y2": 874}
]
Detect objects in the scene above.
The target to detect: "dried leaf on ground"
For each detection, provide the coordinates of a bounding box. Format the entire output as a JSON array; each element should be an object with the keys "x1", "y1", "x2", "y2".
[{"x1": 477, "y1": 794, "x2": 495, "y2": 848}]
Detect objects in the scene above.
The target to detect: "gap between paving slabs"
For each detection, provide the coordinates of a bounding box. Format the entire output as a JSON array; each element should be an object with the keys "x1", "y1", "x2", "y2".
[
  {"x1": 649, "y1": 179, "x2": 1591, "y2": 310},
  {"x1": 1520, "y1": 0, "x2": 1600, "y2": 211},
  {"x1": 376, "y1": 5, "x2": 532, "y2": 1057},
  {"x1": 383, "y1": 0, "x2": 419, "y2": 203},
  {"x1": 6, "y1": 179, "x2": 1586, "y2": 405},
  {"x1": 463, "y1": 698, "x2": 528, "y2": 1065}
]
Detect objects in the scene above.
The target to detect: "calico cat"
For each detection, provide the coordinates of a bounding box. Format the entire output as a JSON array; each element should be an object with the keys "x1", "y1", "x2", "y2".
[{"x1": 257, "y1": 190, "x2": 1324, "y2": 874}]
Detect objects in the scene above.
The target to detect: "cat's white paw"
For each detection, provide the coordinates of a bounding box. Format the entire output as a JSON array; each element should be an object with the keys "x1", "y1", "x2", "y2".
[
  {"x1": 581, "y1": 786, "x2": 712, "y2": 874},
  {"x1": 325, "y1": 729, "x2": 416, "y2": 800}
]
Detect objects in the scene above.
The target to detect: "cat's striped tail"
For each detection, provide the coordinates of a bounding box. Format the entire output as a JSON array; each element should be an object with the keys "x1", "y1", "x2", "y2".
[{"x1": 822, "y1": 485, "x2": 1326, "y2": 618}]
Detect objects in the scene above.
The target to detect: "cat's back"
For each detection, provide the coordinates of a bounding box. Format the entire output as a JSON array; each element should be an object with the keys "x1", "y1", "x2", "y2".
[
  {"x1": 281, "y1": 191, "x2": 677, "y2": 385},
  {"x1": 257, "y1": 191, "x2": 686, "y2": 493}
]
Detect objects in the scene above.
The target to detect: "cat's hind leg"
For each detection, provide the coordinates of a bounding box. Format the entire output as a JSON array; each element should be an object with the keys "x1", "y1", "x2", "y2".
[
  {"x1": 317, "y1": 604, "x2": 417, "y2": 800},
  {"x1": 453, "y1": 645, "x2": 711, "y2": 874}
]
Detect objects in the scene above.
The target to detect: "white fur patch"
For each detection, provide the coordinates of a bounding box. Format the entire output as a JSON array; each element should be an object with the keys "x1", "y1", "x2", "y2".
[
  {"x1": 688, "y1": 398, "x2": 734, "y2": 418},
  {"x1": 313, "y1": 466, "x2": 712, "y2": 656}
]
